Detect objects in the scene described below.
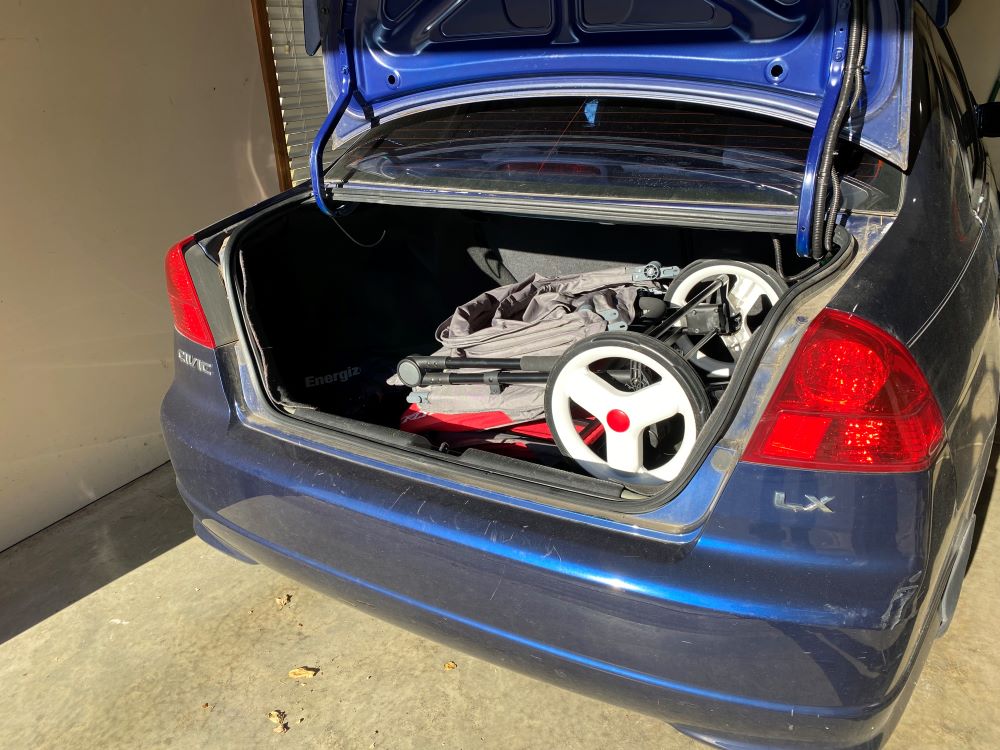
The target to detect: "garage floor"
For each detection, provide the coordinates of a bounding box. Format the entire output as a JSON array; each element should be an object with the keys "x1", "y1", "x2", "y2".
[{"x1": 1, "y1": 461, "x2": 998, "y2": 749}]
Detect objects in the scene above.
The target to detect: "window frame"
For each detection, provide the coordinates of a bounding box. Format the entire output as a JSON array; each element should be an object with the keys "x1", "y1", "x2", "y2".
[{"x1": 251, "y1": 0, "x2": 293, "y2": 191}]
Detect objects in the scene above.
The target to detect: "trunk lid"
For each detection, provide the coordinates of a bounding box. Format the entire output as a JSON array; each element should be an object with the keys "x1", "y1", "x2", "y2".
[{"x1": 309, "y1": 0, "x2": 942, "y2": 169}]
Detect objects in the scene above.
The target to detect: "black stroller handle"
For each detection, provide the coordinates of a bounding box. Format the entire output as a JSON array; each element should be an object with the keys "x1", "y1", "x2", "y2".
[
  {"x1": 417, "y1": 368, "x2": 635, "y2": 388},
  {"x1": 418, "y1": 371, "x2": 550, "y2": 386},
  {"x1": 397, "y1": 355, "x2": 560, "y2": 387}
]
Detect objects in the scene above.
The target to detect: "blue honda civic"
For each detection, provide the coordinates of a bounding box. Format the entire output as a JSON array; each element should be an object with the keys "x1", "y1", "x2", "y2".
[{"x1": 162, "y1": 1, "x2": 1000, "y2": 747}]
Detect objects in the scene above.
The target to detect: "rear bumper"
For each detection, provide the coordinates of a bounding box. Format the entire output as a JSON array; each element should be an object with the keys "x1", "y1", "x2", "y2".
[
  {"x1": 179, "y1": 486, "x2": 935, "y2": 750},
  {"x1": 162, "y1": 342, "x2": 952, "y2": 750}
]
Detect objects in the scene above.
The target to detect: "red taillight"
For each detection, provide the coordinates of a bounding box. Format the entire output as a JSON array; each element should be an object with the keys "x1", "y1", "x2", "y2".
[
  {"x1": 165, "y1": 237, "x2": 215, "y2": 348},
  {"x1": 743, "y1": 309, "x2": 944, "y2": 472}
]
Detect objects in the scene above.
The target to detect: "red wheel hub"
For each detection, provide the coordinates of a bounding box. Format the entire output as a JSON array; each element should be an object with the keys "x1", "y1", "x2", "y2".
[{"x1": 606, "y1": 409, "x2": 631, "y2": 433}]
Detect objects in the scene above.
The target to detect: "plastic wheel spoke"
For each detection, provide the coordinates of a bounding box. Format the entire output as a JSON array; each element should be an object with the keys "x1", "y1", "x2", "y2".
[
  {"x1": 728, "y1": 277, "x2": 762, "y2": 313},
  {"x1": 564, "y1": 369, "x2": 621, "y2": 417},
  {"x1": 604, "y1": 428, "x2": 644, "y2": 475},
  {"x1": 627, "y1": 381, "x2": 682, "y2": 427}
]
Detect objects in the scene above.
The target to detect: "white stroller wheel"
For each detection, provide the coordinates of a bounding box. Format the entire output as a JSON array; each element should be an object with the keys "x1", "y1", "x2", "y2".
[
  {"x1": 667, "y1": 260, "x2": 786, "y2": 378},
  {"x1": 544, "y1": 332, "x2": 710, "y2": 487}
]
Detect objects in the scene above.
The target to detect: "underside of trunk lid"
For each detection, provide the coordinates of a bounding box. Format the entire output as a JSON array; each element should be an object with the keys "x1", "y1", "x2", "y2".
[
  {"x1": 312, "y1": 0, "x2": 922, "y2": 169},
  {"x1": 306, "y1": 0, "x2": 920, "y2": 261}
]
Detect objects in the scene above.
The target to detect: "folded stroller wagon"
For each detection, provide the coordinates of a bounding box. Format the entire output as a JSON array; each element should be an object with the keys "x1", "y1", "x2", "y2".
[{"x1": 391, "y1": 261, "x2": 786, "y2": 488}]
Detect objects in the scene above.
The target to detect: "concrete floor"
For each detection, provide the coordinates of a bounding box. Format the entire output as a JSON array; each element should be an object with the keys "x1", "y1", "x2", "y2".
[{"x1": 1, "y1": 463, "x2": 998, "y2": 749}]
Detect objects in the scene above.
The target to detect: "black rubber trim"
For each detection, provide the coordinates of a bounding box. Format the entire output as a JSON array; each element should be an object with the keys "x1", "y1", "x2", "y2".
[
  {"x1": 293, "y1": 408, "x2": 435, "y2": 450},
  {"x1": 458, "y1": 449, "x2": 625, "y2": 501},
  {"x1": 191, "y1": 184, "x2": 313, "y2": 251}
]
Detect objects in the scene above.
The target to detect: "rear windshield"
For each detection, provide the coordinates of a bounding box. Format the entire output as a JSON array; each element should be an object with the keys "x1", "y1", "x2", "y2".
[{"x1": 329, "y1": 98, "x2": 901, "y2": 213}]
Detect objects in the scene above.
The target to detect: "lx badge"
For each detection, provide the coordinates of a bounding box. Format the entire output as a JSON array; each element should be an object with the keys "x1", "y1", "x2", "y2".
[{"x1": 773, "y1": 491, "x2": 834, "y2": 513}]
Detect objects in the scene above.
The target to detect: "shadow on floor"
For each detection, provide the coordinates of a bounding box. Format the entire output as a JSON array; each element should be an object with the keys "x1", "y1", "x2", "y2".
[{"x1": 0, "y1": 463, "x2": 192, "y2": 644}]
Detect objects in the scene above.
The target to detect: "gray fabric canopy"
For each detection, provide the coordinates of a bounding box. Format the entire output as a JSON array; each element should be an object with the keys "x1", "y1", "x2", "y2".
[{"x1": 390, "y1": 266, "x2": 660, "y2": 426}]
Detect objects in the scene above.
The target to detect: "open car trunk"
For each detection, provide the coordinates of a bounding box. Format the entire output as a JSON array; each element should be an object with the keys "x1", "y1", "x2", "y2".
[{"x1": 230, "y1": 200, "x2": 814, "y2": 495}]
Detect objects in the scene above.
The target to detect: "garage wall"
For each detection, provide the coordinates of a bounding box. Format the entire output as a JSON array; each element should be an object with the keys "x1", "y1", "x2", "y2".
[
  {"x1": 0, "y1": 1, "x2": 279, "y2": 551},
  {"x1": 950, "y1": 0, "x2": 1000, "y2": 165}
]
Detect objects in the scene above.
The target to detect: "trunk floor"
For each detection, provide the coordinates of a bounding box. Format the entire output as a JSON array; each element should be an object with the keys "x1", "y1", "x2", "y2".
[{"x1": 0, "y1": 462, "x2": 997, "y2": 748}]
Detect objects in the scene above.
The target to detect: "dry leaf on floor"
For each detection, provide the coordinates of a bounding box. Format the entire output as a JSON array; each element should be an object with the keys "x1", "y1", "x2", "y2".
[
  {"x1": 275, "y1": 593, "x2": 292, "y2": 609},
  {"x1": 443, "y1": 661, "x2": 458, "y2": 671},
  {"x1": 288, "y1": 666, "x2": 320, "y2": 679}
]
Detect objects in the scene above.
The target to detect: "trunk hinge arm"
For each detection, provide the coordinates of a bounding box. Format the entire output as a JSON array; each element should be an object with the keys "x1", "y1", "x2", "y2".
[
  {"x1": 795, "y1": 0, "x2": 855, "y2": 258},
  {"x1": 310, "y1": 5, "x2": 357, "y2": 217}
]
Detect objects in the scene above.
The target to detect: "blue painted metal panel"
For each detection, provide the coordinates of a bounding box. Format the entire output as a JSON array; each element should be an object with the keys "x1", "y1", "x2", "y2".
[{"x1": 313, "y1": 0, "x2": 911, "y2": 169}]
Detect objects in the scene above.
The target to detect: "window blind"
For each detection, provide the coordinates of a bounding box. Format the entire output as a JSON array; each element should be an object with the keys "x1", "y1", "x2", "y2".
[{"x1": 261, "y1": 1, "x2": 328, "y2": 186}]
